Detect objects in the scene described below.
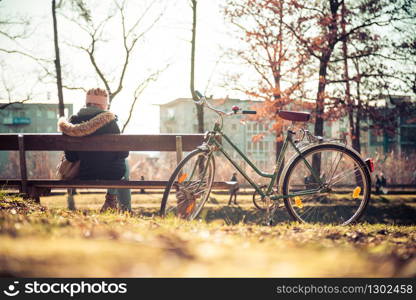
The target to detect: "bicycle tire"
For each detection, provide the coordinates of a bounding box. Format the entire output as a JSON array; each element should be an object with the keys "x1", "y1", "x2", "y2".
[
  {"x1": 281, "y1": 143, "x2": 371, "y2": 225},
  {"x1": 160, "y1": 149, "x2": 215, "y2": 220}
]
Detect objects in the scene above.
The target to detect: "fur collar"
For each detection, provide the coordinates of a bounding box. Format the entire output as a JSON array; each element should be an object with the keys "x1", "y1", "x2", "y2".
[{"x1": 58, "y1": 111, "x2": 116, "y2": 137}]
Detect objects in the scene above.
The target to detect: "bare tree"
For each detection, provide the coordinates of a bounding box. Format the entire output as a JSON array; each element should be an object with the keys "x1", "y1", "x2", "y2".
[
  {"x1": 52, "y1": 0, "x2": 65, "y2": 117},
  {"x1": 64, "y1": 0, "x2": 167, "y2": 130},
  {"x1": 190, "y1": 0, "x2": 204, "y2": 133},
  {"x1": 121, "y1": 66, "x2": 168, "y2": 132},
  {"x1": 65, "y1": 0, "x2": 163, "y2": 105},
  {"x1": 0, "y1": 12, "x2": 52, "y2": 107}
]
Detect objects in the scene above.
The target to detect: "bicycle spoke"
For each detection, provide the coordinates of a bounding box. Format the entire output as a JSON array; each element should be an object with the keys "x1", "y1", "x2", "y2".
[
  {"x1": 330, "y1": 166, "x2": 361, "y2": 186},
  {"x1": 328, "y1": 150, "x2": 345, "y2": 184}
]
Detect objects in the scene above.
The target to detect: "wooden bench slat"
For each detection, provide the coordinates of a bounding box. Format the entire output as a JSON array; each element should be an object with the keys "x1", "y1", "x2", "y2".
[
  {"x1": 0, "y1": 180, "x2": 231, "y2": 189},
  {"x1": 0, "y1": 134, "x2": 206, "y2": 151}
]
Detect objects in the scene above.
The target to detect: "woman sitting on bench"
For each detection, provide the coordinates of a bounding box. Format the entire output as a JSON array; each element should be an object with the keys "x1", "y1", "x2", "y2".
[{"x1": 58, "y1": 88, "x2": 131, "y2": 212}]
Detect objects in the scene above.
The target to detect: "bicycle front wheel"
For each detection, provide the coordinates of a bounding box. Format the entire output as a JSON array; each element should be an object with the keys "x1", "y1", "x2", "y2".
[
  {"x1": 282, "y1": 143, "x2": 371, "y2": 225},
  {"x1": 160, "y1": 149, "x2": 215, "y2": 220}
]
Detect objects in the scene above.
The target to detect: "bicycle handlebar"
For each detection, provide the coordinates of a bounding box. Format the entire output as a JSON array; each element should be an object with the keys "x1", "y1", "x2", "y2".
[
  {"x1": 193, "y1": 89, "x2": 256, "y2": 117},
  {"x1": 242, "y1": 110, "x2": 256, "y2": 114}
]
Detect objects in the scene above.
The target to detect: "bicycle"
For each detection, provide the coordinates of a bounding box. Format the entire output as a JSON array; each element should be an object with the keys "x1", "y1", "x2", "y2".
[{"x1": 160, "y1": 91, "x2": 374, "y2": 225}]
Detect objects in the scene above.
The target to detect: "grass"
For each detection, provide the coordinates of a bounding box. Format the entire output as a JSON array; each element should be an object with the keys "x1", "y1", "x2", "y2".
[{"x1": 0, "y1": 191, "x2": 415, "y2": 277}]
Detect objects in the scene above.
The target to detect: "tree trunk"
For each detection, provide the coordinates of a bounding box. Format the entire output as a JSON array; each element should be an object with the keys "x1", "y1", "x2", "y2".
[
  {"x1": 312, "y1": 54, "x2": 331, "y2": 176},
  {"x1": 273, "y1": 87, "x2": 283, "y2": 162},
  {"x1": 190, "y1": 0, "x2": 203, "y2": 133},
  {"x1": 275, "y1": 2, "x2": 284, "y2": 163},
  {"x1": 352, "y1": 111, "x2": 361, "y2": 153},
  {"x1": 313, "y1": 0, "x2": 340, "y2": 138},
  {"x1": 314, "y1": 53, "x2": 330, "y2": 138},
  {"x1": 52, "y1": 0, "x2": 65, "y2": 117},
  {"x1": 353, "y1": 61, "x2": 362, "y2": 153},
  {"x1": 341, "y1": 1, "x2": 360, "y2": 153}
]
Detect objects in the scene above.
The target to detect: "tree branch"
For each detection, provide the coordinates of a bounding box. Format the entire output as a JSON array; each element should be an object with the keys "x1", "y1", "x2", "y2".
[{"x1": 121, "y1": 64, "x2": 169, "y2": 132}]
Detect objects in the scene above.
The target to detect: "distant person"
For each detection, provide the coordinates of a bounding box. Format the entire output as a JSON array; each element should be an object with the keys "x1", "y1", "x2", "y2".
[
  {"x1": 380, "y1": 173, "x2": 388, "y2": 195},
  {"x1": 375, "y1": 174, "x2": 382, "y2": 194},
  {"x1": 228, "y1": 172, "x2": 239, "y2": 205},
  {"x1": 58, "y1": 88, "x2": 131, "y2": 212}
]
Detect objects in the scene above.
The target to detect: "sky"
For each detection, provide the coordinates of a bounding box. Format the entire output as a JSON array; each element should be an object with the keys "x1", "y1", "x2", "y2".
[{"x1": 0, "y1": 0, "x2": 243, "y2": 134}]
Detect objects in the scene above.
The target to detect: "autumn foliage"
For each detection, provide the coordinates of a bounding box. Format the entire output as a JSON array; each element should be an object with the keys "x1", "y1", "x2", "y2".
[{"x1": 223, "y1": 0, "x2": 416, "y2": 154}]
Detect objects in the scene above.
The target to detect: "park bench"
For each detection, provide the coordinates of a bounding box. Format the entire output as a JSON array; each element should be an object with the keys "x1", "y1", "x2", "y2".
[{"x1": 0, "y1": 133, "x2": 229, "y2": 202}]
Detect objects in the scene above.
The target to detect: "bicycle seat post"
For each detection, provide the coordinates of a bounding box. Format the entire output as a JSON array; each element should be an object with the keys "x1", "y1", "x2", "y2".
[{"x1": 287, "y1": 121, "x2": 296, "y2": 138}]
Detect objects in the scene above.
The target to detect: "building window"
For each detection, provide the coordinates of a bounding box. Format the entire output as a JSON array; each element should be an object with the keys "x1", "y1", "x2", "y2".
[
  {"x1": 401, "y1": 127, "x2": 416, "y2": 144},
  {"x1": 369, "y1": 129, "x2": 383, "y2": 144},
  {"x1": 47, "y1": 111, "x2": 55, "y2": 119}
]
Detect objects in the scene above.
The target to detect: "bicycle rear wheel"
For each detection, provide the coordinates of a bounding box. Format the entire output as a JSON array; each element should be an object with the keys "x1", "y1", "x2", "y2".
[
  {"x1": 282, "y1": 143, "x2": 371, "y2": 225},
  {"x1": 160, "y1": 149, "x2": 215, "y2": 220}
]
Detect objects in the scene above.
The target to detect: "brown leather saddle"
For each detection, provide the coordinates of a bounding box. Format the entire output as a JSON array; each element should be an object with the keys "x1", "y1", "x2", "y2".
[{"x1": 278, "y1": 110, "x2": 311, "y2": 122}]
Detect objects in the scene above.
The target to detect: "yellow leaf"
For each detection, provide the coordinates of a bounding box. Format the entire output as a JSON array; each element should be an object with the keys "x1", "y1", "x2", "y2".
[
  {"x1": 178, "y1": 173, "x2": 188, "y2": 184},
  {"x1": 294, "y1": 196, "x2": 303, "y2": 208},
  {"x1": 185, "y1": 200, "x2": 195, "y2": 215},
  {"x1": 352, "y1": 186, "x2": 361, "y2": 199}
]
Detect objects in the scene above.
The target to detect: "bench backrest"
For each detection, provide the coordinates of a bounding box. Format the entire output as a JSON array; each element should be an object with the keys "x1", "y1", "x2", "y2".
[
  {"x1": 0, "y1": 133, "x2": 206, "y2": 194},
  {"x1": 0, "y1": 133, "x2": 204, "y2": 151}
]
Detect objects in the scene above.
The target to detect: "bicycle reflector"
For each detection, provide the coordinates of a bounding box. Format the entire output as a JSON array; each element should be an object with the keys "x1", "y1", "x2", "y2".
[
  {"x1": 352, "y1": 186, "x2": 361, "y2": 198},
  {"x1": 294, "y1": 196, "x2": 303, "y2": 208},
  {"x1": 365, "y1": 158, "x2": 374, "y2": 173}
]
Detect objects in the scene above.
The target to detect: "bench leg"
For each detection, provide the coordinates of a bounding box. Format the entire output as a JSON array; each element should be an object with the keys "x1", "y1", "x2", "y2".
[
  {"x1": 67, "y1": 188, "x2": 76, "y2": 210},
  {"x1": 27, "y1": 187, "x2": 50, "y2": 204},
  {"x1": 27, "y1": 186, "x2": 40, "y2": 203}
]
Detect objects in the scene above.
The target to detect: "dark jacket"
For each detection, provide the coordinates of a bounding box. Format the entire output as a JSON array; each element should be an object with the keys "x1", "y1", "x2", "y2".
[
  {"x1": 58, "y1": 106, "x2": 128, "y2": 180},
  {"x1": 229, "y1": 174, "x2": 239, "y2": 192}
]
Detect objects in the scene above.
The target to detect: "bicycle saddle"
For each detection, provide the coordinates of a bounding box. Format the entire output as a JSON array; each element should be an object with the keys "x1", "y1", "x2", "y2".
[{"x1": 278, "y1": 110, "x2": 311, "y2": 122}]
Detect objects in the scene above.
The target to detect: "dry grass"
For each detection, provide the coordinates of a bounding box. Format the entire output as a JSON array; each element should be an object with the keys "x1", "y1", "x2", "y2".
[{"x1": 0, "y1": 191, "x2": 415, "y2": 277}]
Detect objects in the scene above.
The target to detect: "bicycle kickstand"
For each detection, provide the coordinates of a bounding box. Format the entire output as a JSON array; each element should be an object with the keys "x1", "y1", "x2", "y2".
[{"x1": 265, "y1": 201, "x2": 278, "y2": 226}]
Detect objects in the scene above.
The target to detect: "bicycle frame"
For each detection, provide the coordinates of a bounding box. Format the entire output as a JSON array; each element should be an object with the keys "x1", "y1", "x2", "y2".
[{"x1": 204, "y1": 123, "x2": 323, "y2": 202}]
